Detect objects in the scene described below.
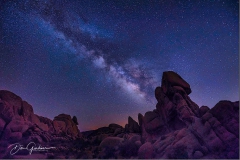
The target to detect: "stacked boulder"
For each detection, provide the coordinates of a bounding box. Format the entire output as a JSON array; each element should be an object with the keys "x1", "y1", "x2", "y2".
[
  {"x1": 137, "y1": 71, "x2": 239, "y2": 159},
  {"x1": 0, "y1": 71, "x2": 238, "y2": 159}
]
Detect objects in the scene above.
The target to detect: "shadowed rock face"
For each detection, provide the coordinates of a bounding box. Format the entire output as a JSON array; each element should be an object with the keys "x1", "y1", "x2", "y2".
[
  {"x1": 125, "y1": 116, "x2": 140, "y2": 133},
  {"x1": 161, "y1": 71, "x2": 191, "y2": 95},
  {"x1": 53, "y1": 114, "x2": 81, "y2": 138},
  {"x1": 138, "y1": 71, "x2": 239, "y2": 159},
  {"x1": 210, "y1": 100, "x2": 239, "y2": 138},
  {"x1": 0, "y1": 90, "x2": 81, "y2": 138},
  {"x1": 0, "y1": 90, "x2": 82, "y2": 158},
  {"x1": 0, "y1": 71, "x2": 238, "y2": 159}
]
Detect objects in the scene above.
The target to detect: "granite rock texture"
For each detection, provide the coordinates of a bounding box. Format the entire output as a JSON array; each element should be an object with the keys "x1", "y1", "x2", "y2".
[{"x1": 0, "y1": 71, "x2": 238, "y2": 159}]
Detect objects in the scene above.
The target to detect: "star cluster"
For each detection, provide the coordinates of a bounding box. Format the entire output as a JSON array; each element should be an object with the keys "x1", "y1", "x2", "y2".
[{"x1": 0, "y1": 0, "x2": 238, "y2": 131}]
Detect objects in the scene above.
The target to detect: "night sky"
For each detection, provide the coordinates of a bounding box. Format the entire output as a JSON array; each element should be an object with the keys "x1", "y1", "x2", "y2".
[{"x1": 0, "y1": 0, "x2": 238, "y2": 131}]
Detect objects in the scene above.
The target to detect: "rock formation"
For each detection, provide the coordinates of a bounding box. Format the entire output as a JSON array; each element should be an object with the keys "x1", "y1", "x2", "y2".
[
  {"x1": 137, "y1": 71, "x2": 239, "y2": 159},
  {"x1": 0, "y1": 90, "x2": 82, "y2": 158},
  {"x1": 0, "y1": 71, "x2": 238, "y2": 159},
  {"x1": 125, "y1": 116, "x2": 140, "y2": 133}
]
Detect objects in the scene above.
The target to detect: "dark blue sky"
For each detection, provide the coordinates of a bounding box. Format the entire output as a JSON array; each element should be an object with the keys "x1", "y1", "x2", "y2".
[{"x1": 0, "y1": 0, "x2": 238, "y2": 131}]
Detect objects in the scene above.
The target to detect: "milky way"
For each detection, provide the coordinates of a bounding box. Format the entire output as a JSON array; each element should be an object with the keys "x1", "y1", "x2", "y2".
[{"x1": 0, "y1": 0, "x2": 238, "y2": 131}]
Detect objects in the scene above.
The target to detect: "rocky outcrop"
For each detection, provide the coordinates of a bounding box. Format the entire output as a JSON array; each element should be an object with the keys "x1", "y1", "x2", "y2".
[
  {"x1": 210, "y1": 100, "x2": 239, "y2": 138},
  {"x1": 79, "y1": 71, "x2": 238, "y2": 159},
  {"x1": 0, "y1": 71, "x2": 238, "y2": 159},
  {"x1": 125, "y1": 116, "x2": 140, "y2": 133},
  {"x1": 109, "y1": 123, "x2": 122, "y2": 130},
  {"x1": 137, "y1": 71, "x2": 239, "y2": 159},
  {"x1": 0, "y1": 90, "x2": 82, "y2": 158},
  {"x1": 161, "y1": 71, "x2": 191, "y2": 95},
  {"x1": 199, "y1": 105, "x2": 210, "y2": 117},
  {"x1": 53, "y1": 114, "x2": 81, "y2": 139}
]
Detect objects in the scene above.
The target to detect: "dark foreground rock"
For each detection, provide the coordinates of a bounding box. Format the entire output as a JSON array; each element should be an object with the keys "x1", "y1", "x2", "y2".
[
  {"x1": 137, "y1": 71, "x2": 239, "y2": 159},
  {"x1": 0, "y1": 71, "x2": 238, "y2": 159},
  {"x1": 0, "y1": 90, "x2": 82, "y2": 158}
]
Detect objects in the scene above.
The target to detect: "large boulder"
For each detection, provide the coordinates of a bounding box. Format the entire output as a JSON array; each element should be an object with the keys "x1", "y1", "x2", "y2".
[
  {"x1": 0, "y1": 90, "x2": 22, "y2": 117},
  {"x1": 138, "y1": 142, "x2": 154, "y2": 158},
  {"x1": 38, "y1": 116, "x2": 55, "y2": 133},
  {"x1": 210, "y1": 100, "x2": 239, "y2": 138},
  {"x1": 199, "y1": 106, "x2": 210, "y2": 117},
  {"x1": 161, "y1": 71, "x2": 191, "y2": 95},
  {"x1": 28, "y1": 114, "x2": 49, "y2": 131},
  {"x1": 53, "y1": 114, "x2": 81, "y2": 138},
  {"x1": 125, "y1": 116, "x2": 140, "y2": 133},
  {"x1": 98, "y1": 137, "x2": 124, "y2": 158},
  {"x1": 143, "y1": 111, "x2": 165, "y2": 133},
  {"x1": 1, "y1": 117, "x2": 32, "y2": 142},
  {"x1": 0, "y1": 99, "x2": 15, "y2": 123}
]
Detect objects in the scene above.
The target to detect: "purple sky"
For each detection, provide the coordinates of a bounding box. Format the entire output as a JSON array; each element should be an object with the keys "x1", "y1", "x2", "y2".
[{"x1": 0, "y1": 0, "x2": 238, "y2": 131}]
